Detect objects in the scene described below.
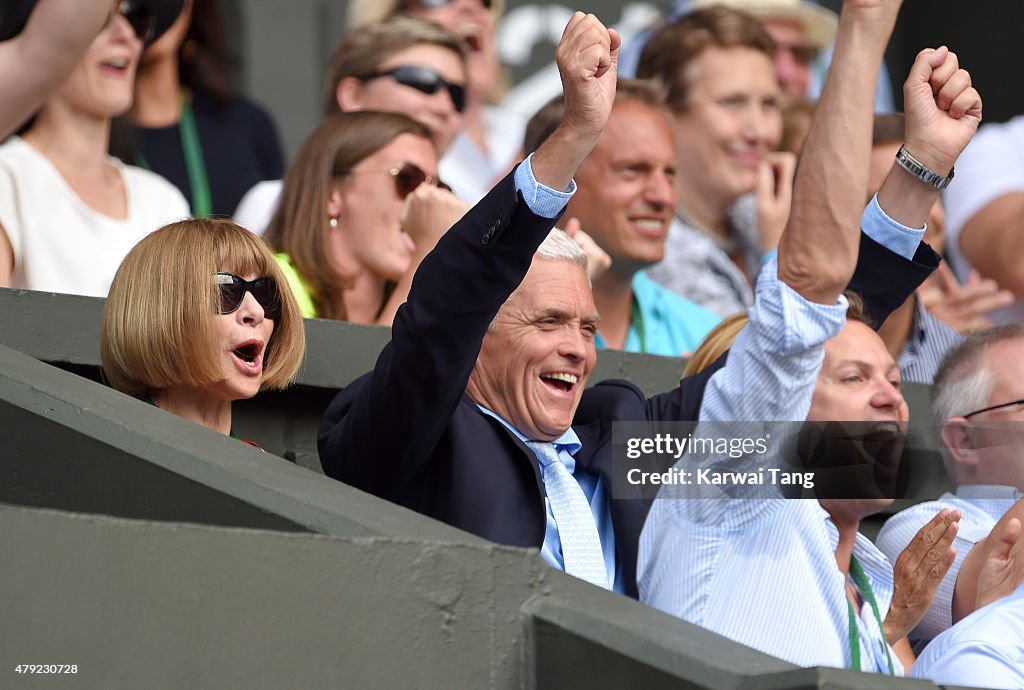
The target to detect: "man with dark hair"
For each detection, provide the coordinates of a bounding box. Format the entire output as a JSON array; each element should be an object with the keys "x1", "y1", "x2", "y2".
[{"x1": 524, "y1": 80, "x2": 720, "y2": 356}]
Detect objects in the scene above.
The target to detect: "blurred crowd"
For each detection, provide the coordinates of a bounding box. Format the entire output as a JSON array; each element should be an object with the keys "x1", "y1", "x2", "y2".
[{"x1": 3, "y1": 1, "x2": 1024, "y2": 687}]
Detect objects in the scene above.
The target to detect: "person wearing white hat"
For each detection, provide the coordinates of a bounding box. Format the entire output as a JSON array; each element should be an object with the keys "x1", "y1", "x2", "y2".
[{"x1": 689, "y1": 0, "x2": 836, "y2": 102}]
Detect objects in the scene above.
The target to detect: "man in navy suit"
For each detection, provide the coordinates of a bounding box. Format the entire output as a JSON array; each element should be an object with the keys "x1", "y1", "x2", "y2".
[{"x1": 319, "y1": 10, "x2": 937, "y2": 598}]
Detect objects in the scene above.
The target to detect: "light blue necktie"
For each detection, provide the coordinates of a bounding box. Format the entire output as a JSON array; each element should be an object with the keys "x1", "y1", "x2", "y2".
[{"x1": 526, "y1": 441, "x2": 610, "y2": 589}]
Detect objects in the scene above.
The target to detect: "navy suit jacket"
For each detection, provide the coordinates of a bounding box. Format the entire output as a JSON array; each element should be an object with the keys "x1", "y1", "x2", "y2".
[{"x1": 319, "y1": 169, "x2": 938, "y2": 598}]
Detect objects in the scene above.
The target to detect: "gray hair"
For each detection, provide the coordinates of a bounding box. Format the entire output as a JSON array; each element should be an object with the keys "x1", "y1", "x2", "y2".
[
  {"x1": 487, "y1": 229, "x2": 590, "y2": 332},
  {"x1": 932, "y1": 325, "x2": 1024, "y2": 480},
  {"x1": 931, "y1": 325, "x2": 1024, "y2": 427},
  {"x1": 535, "y1": 228, "x2": 589, "y2": 275}
]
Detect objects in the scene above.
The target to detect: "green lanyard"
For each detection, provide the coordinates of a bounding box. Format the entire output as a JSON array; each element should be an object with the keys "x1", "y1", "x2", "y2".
[
  {"x1": 846, "y1": 554, "x2": 896, "y2": 675},
  {"x1": 629, "y1": 294, "x2": 647, "y2": 354},
  {"x1": 135, "y1": 93, "x2": 212, "y2": 217}
]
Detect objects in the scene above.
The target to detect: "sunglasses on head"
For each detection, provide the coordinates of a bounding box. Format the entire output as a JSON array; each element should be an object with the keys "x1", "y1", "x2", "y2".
[
  {"x1": 105, "y1": 0, "x2": 157, "y2": 43},
  {"x1": 215, "y1": 273, "x2": 281, "y2": 321},
  {"x1": 358, "y1": 65, "x2": 466, "y2": 113}
]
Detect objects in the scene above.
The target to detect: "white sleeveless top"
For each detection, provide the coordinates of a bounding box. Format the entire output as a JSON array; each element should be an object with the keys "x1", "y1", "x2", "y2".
[{"x1": 0, "y1": 136, "x2": 190, "y2": 297}]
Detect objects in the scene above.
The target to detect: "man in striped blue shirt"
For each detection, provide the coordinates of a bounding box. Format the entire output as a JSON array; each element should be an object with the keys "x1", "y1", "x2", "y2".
[{"x1": 639, "y1": 0, "x2": 982, "y2": 676}]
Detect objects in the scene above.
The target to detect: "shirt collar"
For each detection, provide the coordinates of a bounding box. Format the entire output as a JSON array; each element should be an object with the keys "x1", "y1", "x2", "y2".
[
  {"x1": 474, "y1": 403, "x2": 582, "y2": 454},
  {"x1": 956, "y1": 484, "x2": 1024, "y2": 501}
]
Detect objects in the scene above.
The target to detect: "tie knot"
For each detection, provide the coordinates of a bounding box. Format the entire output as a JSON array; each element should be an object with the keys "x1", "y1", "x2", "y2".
[{"x1": 526, "y1": 441, "x2": 563, "y2": 468}]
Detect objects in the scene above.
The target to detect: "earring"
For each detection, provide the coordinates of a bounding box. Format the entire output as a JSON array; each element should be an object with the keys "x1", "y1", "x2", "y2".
[{"x1": 329, "y1": 217, "x2": 338, "y2": 228}]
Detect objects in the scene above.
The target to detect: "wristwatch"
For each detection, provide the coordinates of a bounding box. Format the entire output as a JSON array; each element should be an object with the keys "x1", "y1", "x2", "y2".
[{"x1": 895, "y1": 146, "x2": 954, "y2": 190}]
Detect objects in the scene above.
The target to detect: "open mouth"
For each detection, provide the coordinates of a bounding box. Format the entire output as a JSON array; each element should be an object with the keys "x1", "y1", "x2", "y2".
[
  {"x1": 101, "y1": 58, "x2": 130, "y2": 74},
  {"x1": 231, "y1": 341, "x2": 265, "y2": 374},
  {"x1": 540, "y1": 372, "x2": 578, "y2": 394},
  {"x1": 631, "y1": 218, "x2": 667, "y2": 237},
  {"x1": 457, "y1": 27, "x2": 483, "y2": 52}
]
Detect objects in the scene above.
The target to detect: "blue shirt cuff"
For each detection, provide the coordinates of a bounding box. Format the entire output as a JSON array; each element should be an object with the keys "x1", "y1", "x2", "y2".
[
  {"x1": 861, "y1": 194, "x2": 926, "y2": 261},
  {"x1": 514, "y1": 152, "x2": 576, "y2": 219}
]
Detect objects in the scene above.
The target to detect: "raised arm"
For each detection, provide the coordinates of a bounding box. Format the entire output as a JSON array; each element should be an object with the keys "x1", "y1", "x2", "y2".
[
  {"x1": 777, "y1": 0, "x2": 902, "y2": 304},
  {"x1": 0, "y1": 0, "x2": 111, "y2": 139},
  {"x1": 318, "y1": 13, "x2": 618, "y2": 490},
  {"x1": 876, "y1": 47, "x2": 980, "y2": 237}
]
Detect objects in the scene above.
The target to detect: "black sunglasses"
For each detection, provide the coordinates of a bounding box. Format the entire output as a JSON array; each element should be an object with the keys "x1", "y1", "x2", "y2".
[
  {"x1": 413, "y1": 0, "x2": 493, "y2": 10},
  {"x1": 775, "y1": 42, "x2": 820, "y2": 67},
  {"x1": 215, "y1": 273, "x2": 281, "y2": 321},
  {"x1": 105, "y1": 0, "x2": 157, "y2": 43},
  {"x1": 344, "y1": 162, "x2": 450, "y2": 199},
  {"x1": 358, "y1": 66, "x2": 466, "y2": 113}
]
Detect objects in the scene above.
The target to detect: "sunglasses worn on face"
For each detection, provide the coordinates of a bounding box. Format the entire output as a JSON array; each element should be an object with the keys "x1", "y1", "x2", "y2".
[
  {"x1": 105, "y1": 0, "x2": 157, "y2": 43},
  {"x1": 345, "y1": 162, "x2": 449, "y2": 199},
  {"x1": 414, "y1": 0, "x2": 494, "y2": 10},
  {"x1": 358, "y1": 66, "x2": 466, "y2": 113},
  {"x1": 776, "y1": 42, "x2": 820, "y2": 67},
  {"x1": 216, "y1": 273, "x2": 281, "y2": 321}
]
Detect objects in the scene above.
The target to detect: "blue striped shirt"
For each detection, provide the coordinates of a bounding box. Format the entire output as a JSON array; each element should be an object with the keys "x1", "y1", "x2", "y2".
[
  {"x1": 910, "y1": 582, "x2": 1024, "y2": 688},
  {"x1": 639, "y1": 197, "x2": 923, "y2": 673},
  {"x1": 876, "y1": 485, "x2": 1021, "y2": 646}
]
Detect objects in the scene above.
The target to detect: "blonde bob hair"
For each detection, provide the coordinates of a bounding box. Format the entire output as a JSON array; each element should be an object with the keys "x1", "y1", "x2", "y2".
[{"x1": 101, "y1": 219, "x2": 306, "y2": 395}]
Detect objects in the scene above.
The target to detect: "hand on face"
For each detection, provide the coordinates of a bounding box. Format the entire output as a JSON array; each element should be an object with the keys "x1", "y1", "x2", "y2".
[
  {"x1": 400, "y1": 183, "x2": 469, "y2": 252},
  {"x1": 903, "y1": 46, "x2": 983, "y2": 176},
  {"x1": 562, "y1": 217, "x2": 612, "y2": 281},
  {"x1": 756, "y1": 151, "x2": 796, "y2": 253}
]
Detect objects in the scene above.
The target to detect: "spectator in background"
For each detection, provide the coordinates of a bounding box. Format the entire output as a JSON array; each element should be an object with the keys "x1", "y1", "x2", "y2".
[
  {"x1": 779, "y1": 97, "x2": 814, "y2": 155},
  {"x1": 347, "y1": 0, "x2": 523, "y2": 205},
  {"x1": 0, "y1": 0, "x2": 116, "y2": 139},
  {"x1": 234, "y1": 17, "x2": 467, "y2": 234},
  {"x1": 620, "y1": 0, "x2": 895, "y2": 111},
  {"x1": 688, "y1": 0, "x2": 836, "y2": 103},
  {"x1": 0, "y1": 0, "x2": 190, "y2": 297},
  {"x1": 111, "y1": 0, "x2": 285, "y2": 218},
  {"x1": 942, "y1": 114, "x2": 1024, "y2": 325},
  {"x1": 877, "y1": 326, "x2": 1024, "y2": 650},
  {"x1": 264, "y1": 111, "x2": 466, "y2": 325},
  {"x1": 101, "y1": 218, "x2": 305, "y2": 441},
  {"x1": 523, "y1": 81, "x2": 720, "y2": 356},
  {"x1": 637, "y1": 6, "x2": 791, "y2": 318}
]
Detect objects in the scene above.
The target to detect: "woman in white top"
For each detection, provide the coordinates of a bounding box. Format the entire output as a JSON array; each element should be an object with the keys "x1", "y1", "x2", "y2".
[{"x1": 0, "y1": 0, "x2": 189, "y2": 298}]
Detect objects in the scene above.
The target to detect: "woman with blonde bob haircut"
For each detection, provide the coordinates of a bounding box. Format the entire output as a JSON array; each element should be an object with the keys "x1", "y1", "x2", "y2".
[
  {"x1": 102, "y1": 218, "x2": 305, "y2": 438},
  {"x1": 266, "y1": 110, "x2": 466, "y2": 324}
]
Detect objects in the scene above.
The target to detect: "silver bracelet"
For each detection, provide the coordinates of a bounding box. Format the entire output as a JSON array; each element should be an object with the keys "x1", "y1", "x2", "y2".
[{"x1": 895, "y1": 146, "x2": 954, "y2": 190}]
